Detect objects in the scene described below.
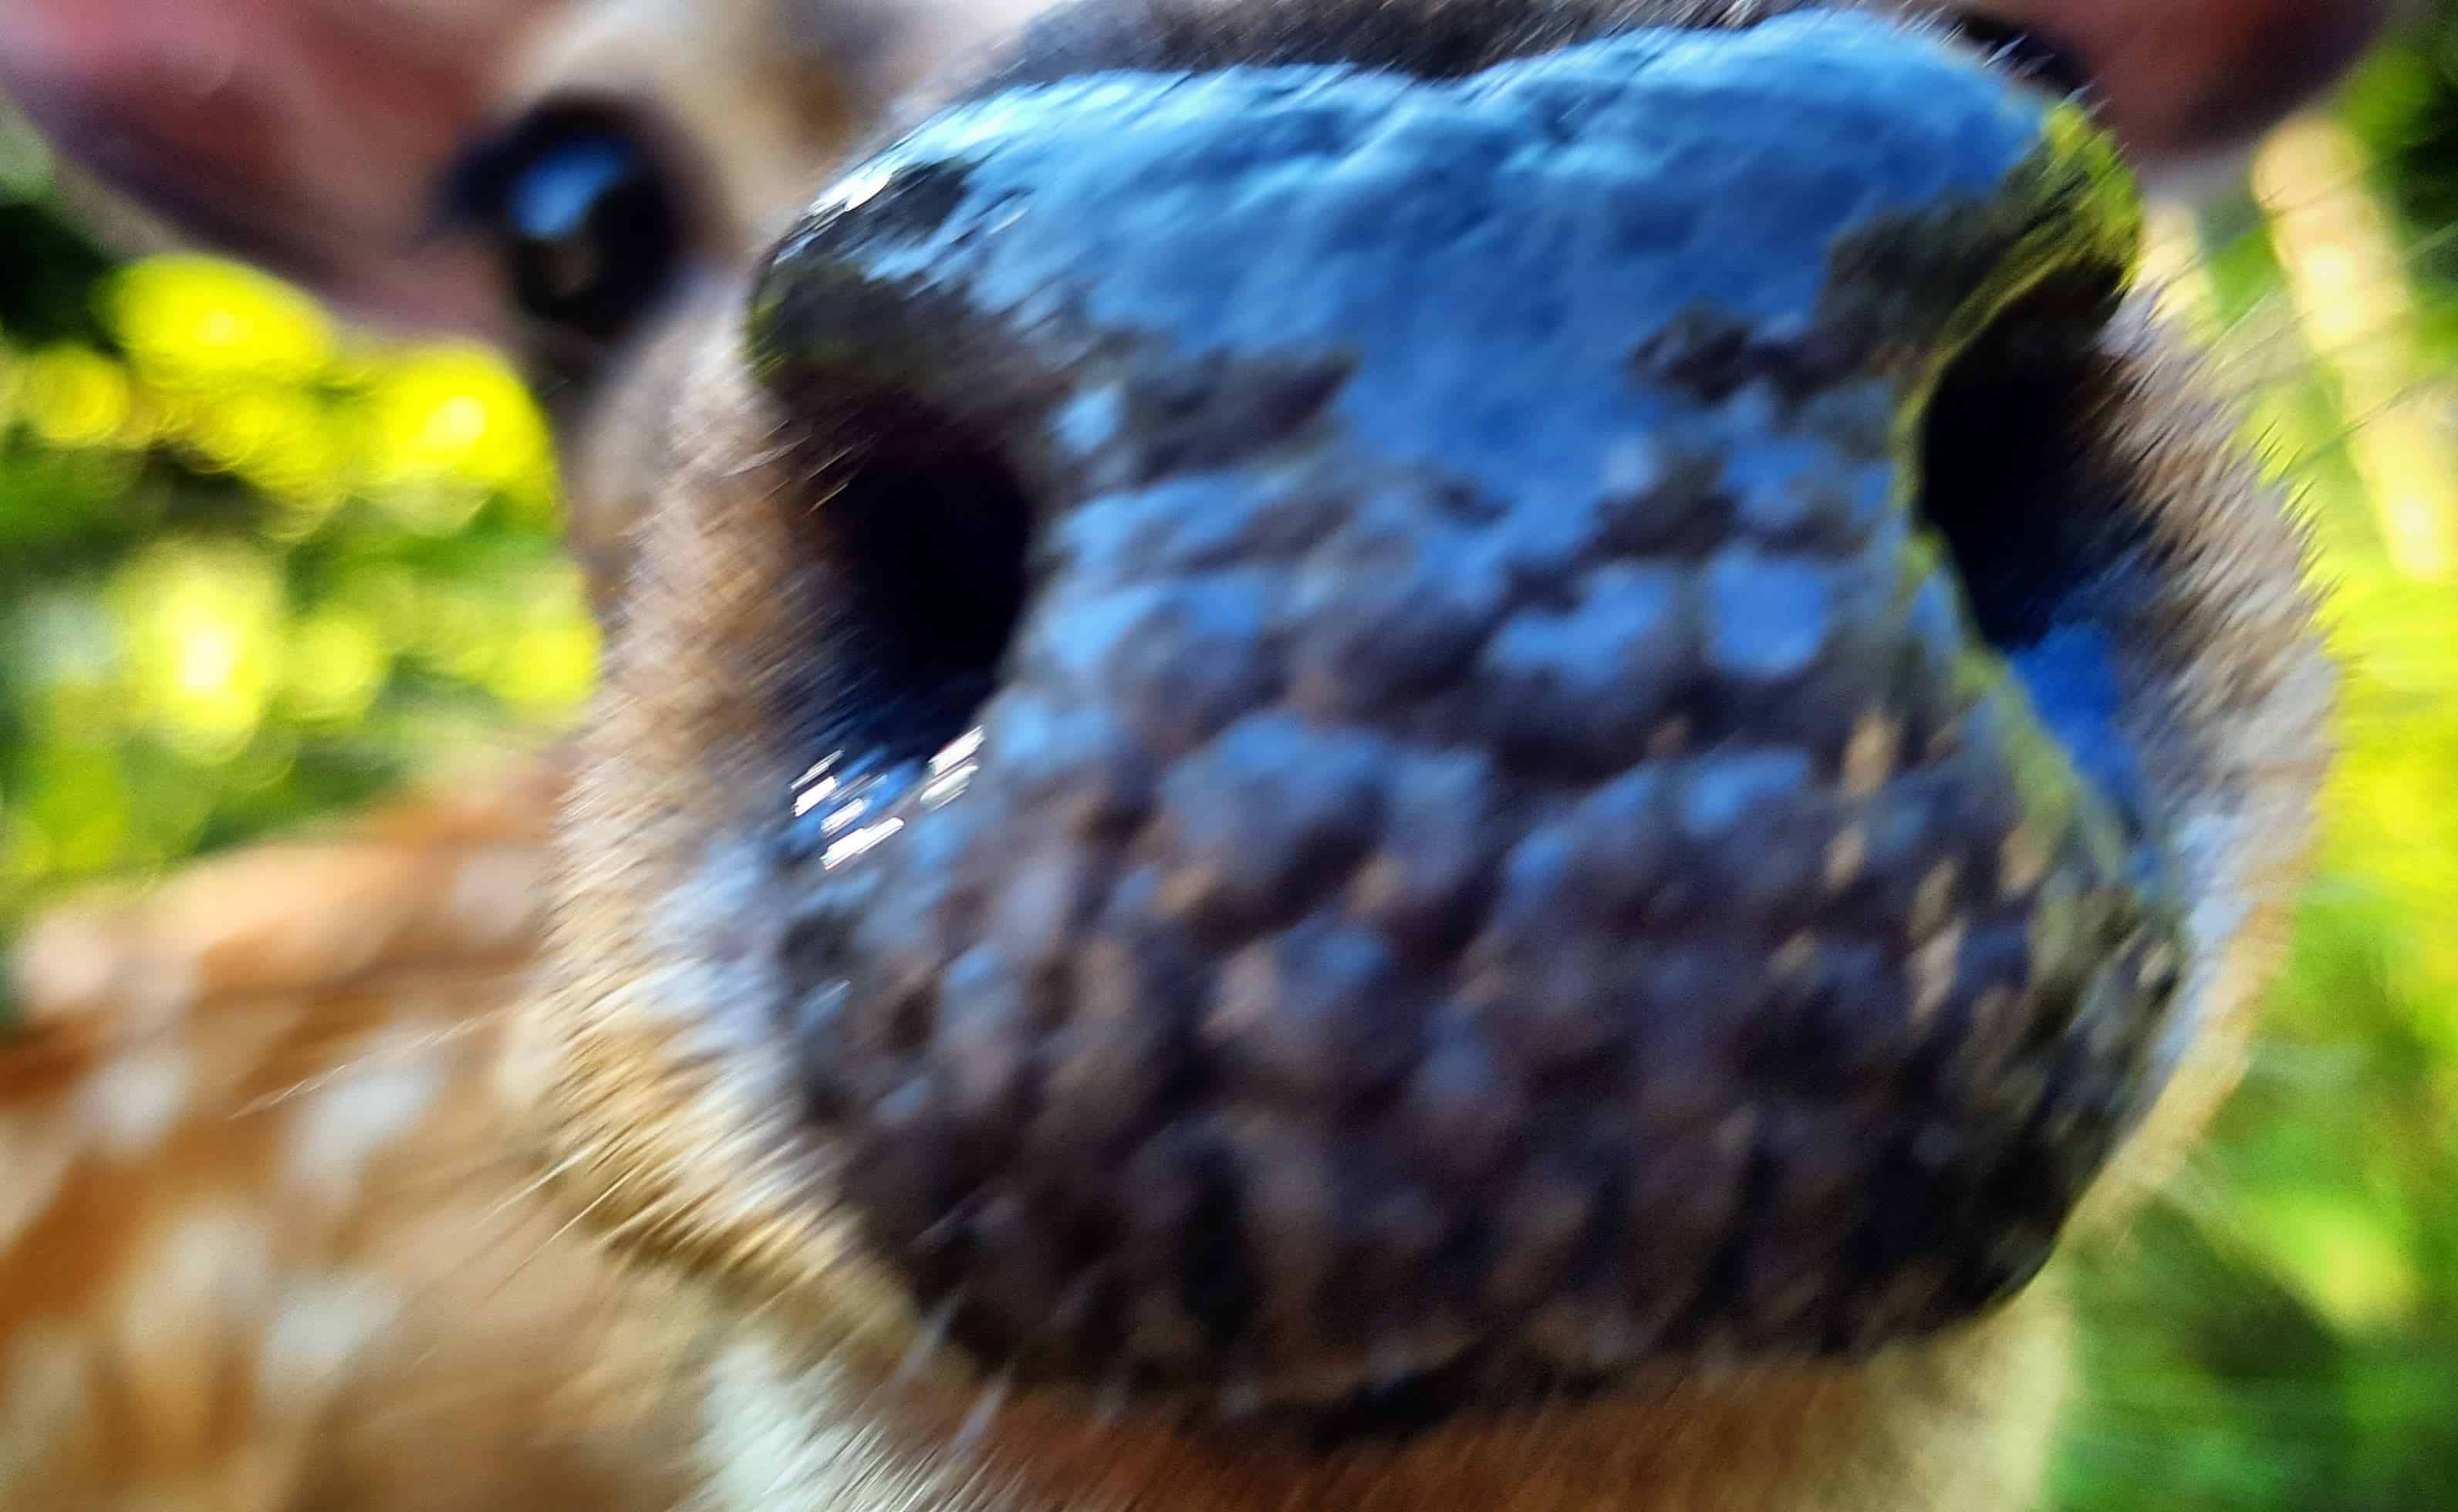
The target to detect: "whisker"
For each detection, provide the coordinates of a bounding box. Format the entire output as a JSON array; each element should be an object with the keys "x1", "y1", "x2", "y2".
[
  {"x1": 230, "y1": 1004, "x2": 513, "y2": 1120},
  {"x1": 478, "y1": 1146, "x2": 599, "y2": 1229},
  {"x1": 896, "y1": 1297, "x2": 961, "y2": 1387},
  {"x1": 395, "y1": 1165, "x2": 647, "y2": 1379},
  {"x1": 950, "y1": 1368, "x2": 1013, "y2": 1458}
]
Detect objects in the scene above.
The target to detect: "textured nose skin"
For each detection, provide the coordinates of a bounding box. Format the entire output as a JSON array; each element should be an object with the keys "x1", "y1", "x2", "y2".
[{"x1": 750, "y1": 15, "x2": 2177, "y2": 1427}]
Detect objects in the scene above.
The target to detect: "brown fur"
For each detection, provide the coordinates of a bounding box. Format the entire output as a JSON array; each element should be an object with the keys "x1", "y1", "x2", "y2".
[{"x1": 0, "y1": 0, "x2": 2358, "y2": 1507}]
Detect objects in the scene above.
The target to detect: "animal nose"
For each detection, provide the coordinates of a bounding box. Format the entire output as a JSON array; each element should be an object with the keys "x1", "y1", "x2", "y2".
[{"x1": 745, "y1": 13, "x2": 2183, "y2": 1430}]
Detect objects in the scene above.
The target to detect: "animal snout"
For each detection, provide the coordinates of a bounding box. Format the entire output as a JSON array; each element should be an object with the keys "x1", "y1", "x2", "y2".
[{"x1": 734, "y1": 14, "x2": 2184, "y2": 1438}]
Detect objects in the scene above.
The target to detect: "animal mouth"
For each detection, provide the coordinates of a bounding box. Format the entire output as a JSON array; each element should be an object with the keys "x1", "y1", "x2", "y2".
[{"x1": 660, "y1": 16, "x2": 2205, "y2": 1442}]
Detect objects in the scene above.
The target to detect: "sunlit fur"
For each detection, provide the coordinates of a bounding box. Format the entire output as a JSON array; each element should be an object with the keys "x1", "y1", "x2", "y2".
[{"x1": 0, "y1": 0, "x2": 2357, "y2": 1507}]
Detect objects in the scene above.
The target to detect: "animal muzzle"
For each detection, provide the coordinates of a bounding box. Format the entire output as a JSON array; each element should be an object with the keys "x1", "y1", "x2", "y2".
[{"x1": 743, "y1": 14, "x2": 2183, "y2": 1436}]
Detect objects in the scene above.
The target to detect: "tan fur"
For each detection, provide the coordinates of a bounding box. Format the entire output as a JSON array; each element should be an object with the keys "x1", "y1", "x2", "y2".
[
  {"x1": 0, "y1": 1, "x2": 2357, "y2": 1507},
  {"x1": 690, "y1": 1299, "x2": 2071, "y2": 1511},
  {"x1": 3, "y1": 770, "x2": 701, "y2": 1510}
]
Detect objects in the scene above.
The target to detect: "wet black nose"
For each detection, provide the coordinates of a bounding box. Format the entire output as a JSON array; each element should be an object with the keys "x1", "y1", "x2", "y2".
[{"x1": 746, "y1": 12, "x2": 2181, "y2": 1437}]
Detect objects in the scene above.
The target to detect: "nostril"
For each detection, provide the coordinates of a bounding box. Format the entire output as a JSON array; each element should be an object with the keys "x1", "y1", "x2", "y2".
[
  {"x1": 779, "y1": 389, "x2": 1035, "y2": 771},
  {"x1": 1919, "y1": 270, "x2": 2129, "y2": 654},
  {"x1": 1917, "y1": 267, "x2": 2154, "y2": 834},
  {"x1": 1940, "y1": 12, "x2": 2097, "y2": 102}
]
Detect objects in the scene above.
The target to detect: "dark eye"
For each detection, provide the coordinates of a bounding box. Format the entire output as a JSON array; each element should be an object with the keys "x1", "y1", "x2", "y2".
[
  {"x1": 1941, "y1": 12, "x2": 2097, "y2": 101},
  {"x1": 442, "y1": 99, "x2": 692, "y2": 347}
]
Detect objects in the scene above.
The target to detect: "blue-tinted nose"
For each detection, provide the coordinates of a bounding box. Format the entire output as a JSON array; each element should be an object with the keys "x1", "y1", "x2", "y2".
[{"x1": 744, "y1": 13, "x2": 2177, "y2": 1436}]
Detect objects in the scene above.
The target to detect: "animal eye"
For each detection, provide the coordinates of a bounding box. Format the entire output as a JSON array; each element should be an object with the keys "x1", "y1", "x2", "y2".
[
  {"x1": 444, "y1": 99, "x2": 692, "y2": 347},
  {"x1": 1940, "y1": 12, "x2": 2097, "y2": 101}
]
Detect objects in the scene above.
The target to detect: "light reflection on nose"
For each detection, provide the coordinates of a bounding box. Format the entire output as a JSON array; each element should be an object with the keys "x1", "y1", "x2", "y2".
[{"x1": 785, "y1": 727, "x2": 984, "y2": 868}]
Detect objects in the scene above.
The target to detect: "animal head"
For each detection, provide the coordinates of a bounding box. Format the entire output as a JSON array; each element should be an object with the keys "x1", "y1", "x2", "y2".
[{"x1": 0, "y1": 1, "x2": 2373, "y2": 1507}]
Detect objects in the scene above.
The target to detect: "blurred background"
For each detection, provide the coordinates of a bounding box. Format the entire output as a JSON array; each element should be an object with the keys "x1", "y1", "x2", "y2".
[{"x1": 2, "y1": 8, "x2": 2457, "y2": 1510}]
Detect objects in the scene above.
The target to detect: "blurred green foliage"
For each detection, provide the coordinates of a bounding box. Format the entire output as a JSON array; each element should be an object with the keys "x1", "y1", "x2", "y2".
[
  {"x1": 0, "y1": 127, "x2": 593, "y2": 940},
  {"x1": 2051, "y1": 25, "x2": 2458, "y2": 1512},
  {"x1": 4, "y1": 20, "x2": 2458, "y2": 1512}
]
